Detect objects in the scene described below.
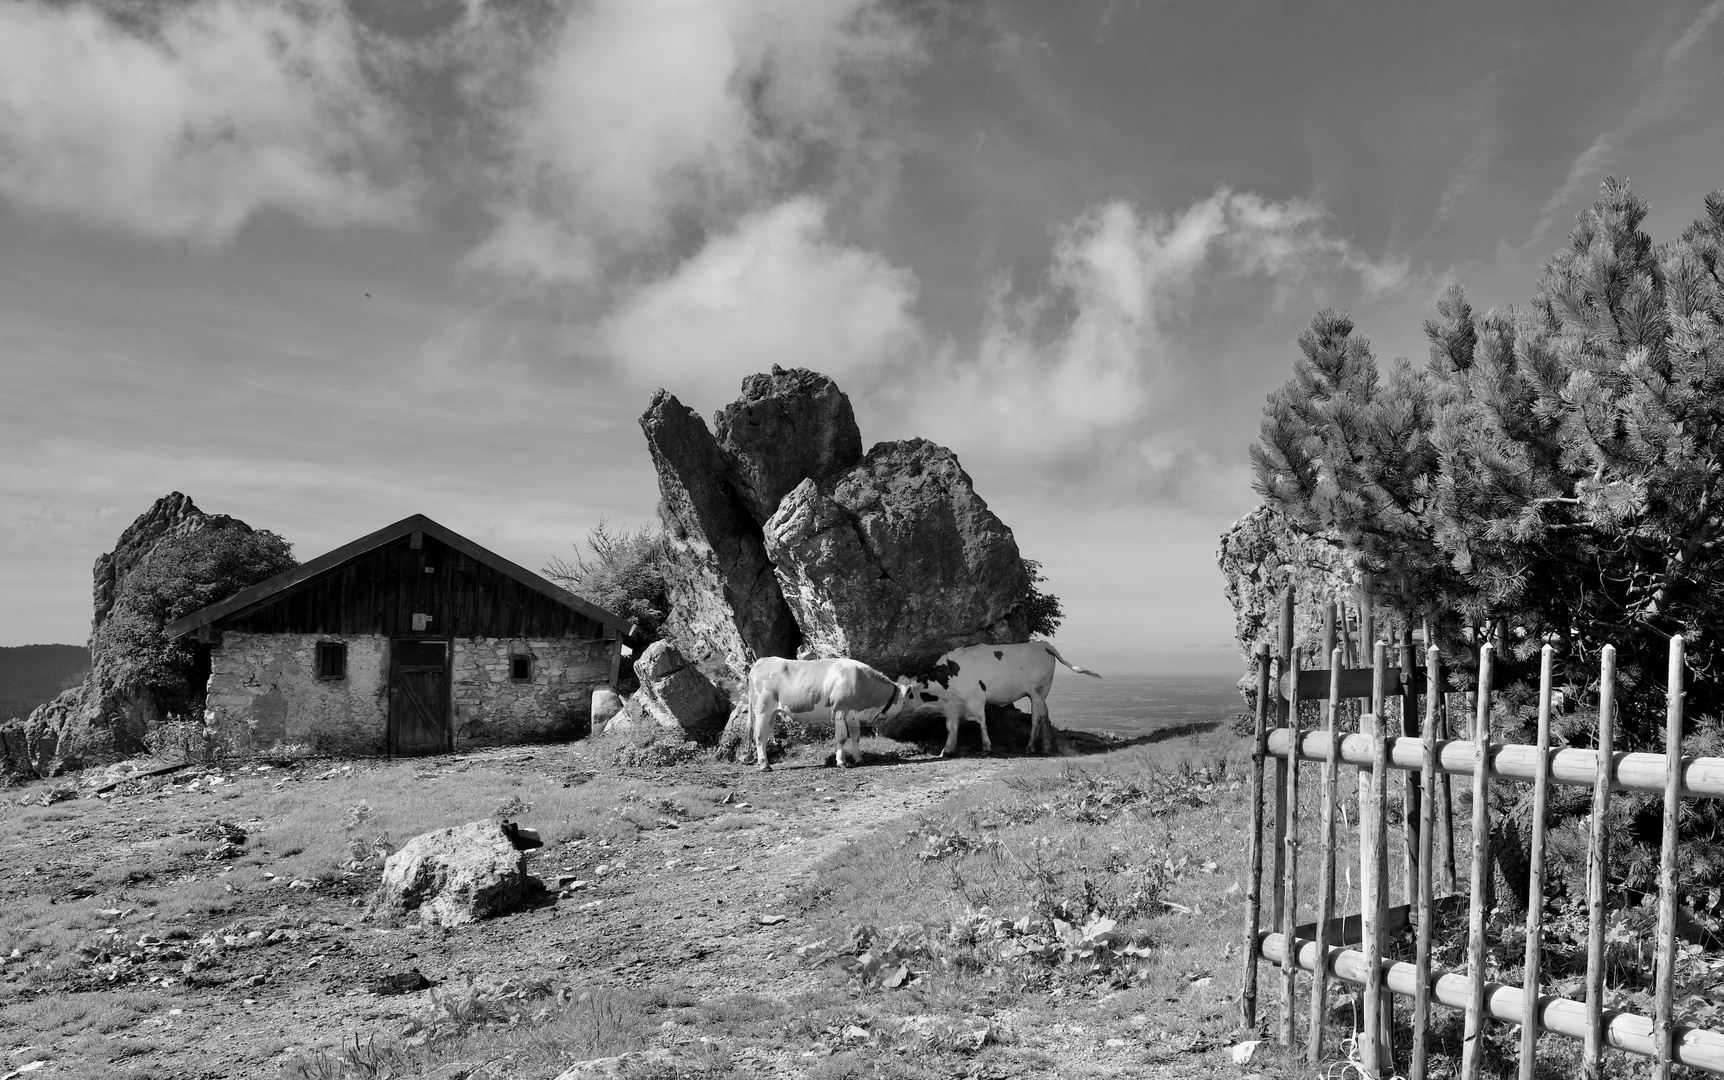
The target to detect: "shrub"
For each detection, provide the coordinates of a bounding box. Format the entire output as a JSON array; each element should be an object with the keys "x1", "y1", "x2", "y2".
[{"x1": 544, "y1": 518, "x2": 670, "y2": 640}]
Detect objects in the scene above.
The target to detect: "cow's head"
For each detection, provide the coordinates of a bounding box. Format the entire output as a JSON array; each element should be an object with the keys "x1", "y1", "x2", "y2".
[{"x1": 893, "y1": 675, "x2": 947, "y2": 715}]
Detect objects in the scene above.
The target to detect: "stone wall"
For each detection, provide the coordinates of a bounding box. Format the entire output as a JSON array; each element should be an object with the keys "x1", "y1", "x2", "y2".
[
  {"x1": 206, "y1": 632, "x2": 614, "y2": 756},
  {"x1": 206, "y1": 632, "x2": 390, "y2": 757},
  {"x1": 450, "y1": 637, "x2": 612, "y2": 746}
]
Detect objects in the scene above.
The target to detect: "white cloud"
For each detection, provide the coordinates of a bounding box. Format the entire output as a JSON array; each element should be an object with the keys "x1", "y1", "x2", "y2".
[
  {"x1": 468, "y1": 0, "x2": 916, "y2": 283},
  {"x1": 1532, "y1": 0, "x2": 1724, "y2": 242},
  {"x1": 598, "y1": 197, "x2": 920, "y2": 410},
  {"x1": 0, "y1": 1, "x2": 411, "y2": 244},
  {"x1": 882, "y1": 190, "x2": 1406, "y2": 484}
]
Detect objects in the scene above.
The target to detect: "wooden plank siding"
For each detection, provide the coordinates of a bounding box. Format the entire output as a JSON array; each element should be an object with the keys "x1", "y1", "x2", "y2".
[{"x1": 215, "y1": 534, "x2": 606, "y2": 641}]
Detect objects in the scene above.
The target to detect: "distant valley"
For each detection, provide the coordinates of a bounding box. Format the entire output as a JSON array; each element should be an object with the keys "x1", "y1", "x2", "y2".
[{"x1": 0, "y1": 644, "x2": 89, "y2": 722}]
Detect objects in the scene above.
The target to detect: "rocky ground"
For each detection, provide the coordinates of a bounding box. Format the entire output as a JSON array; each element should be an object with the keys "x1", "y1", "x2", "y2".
[{"x1": 0, "y1": 737, "x2": 1253, "y2": 1080}]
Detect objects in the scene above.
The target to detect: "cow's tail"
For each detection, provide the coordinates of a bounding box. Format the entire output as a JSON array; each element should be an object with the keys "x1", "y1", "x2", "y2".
[{"x1": 1045, "y1": 643, "x2": 1102, "y2": 678}]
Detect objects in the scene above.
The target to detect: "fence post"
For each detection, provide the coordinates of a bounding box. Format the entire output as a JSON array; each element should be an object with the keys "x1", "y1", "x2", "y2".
[
  {"x1": 1654, "y1": 635, "x2": 1685, "y2": 1080},
  {"x1": 1401, "y1": 630, "x2": 1422, "y2": 912},
  {"x1": 1241, "y1": 643, "x2": 1272, "y2": 1033},
  {"x1": 1583, "y1": 645, "x2": 1617, "y2": 1080},
  {"x1": 1413, "y1": 645, "x2": 1440, "y2": 1080},
  {"x1": 1272, "y1": 589, "x2": 1293, "y2": 934},
  {"x1": 1360, "y1": 641, "x2": 1392, "y2": 1076},
  {"x1": 1462, "y1": 643, "x2": 1495, "y2": 1080},
  {"x1": 1520, "y1": 644, "x2": 1555, "y2": 1080},
  {"x1": 1309, "y1": 644, "x2": 1344, "y2": 1061},
  {"x1": 1281, "y1": 650, "x2": 1303, "y2": 1050}
]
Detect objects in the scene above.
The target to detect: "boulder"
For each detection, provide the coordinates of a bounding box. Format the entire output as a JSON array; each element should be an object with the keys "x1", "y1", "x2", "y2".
[
  {"x1": 627, "y1": 641, "x2": 727, "y2": 738},
  {"x1": 590, "y1": 688, "x2": 624, "y2": 728},
  {"x1": 715, "y1": 701, "x2": 754, "y2": 763},
  {"x1": 640, "y1": 390, "x2": 800, "y2": 695},
  {"x1": 1, "y1": 493, "x2": 277, "y2": 777},
  {"x1": 764, "y1": 438, "x2": 1031, "y2": 673},
  {"x1": 1216, "y1": 504, "x2": 1360, "y2": 704},
  {"x1": 714, "y1": 366, "x2": 864, "y2": 524},
  {"x1": 375, "y1": 819, "x2": 544, "y2": 926}
]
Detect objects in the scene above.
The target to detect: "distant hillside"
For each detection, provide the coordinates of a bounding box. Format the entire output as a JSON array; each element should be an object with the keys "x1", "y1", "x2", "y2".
[{"x1": 0, "y1": 644, "x2": 90, "y2": 722}]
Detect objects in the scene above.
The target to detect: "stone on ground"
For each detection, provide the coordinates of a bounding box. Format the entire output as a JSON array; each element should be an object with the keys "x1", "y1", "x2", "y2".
[
  {"x1": 589, "y1": 688, "x2": 624, "y2": 728},
  {"x1": 623, "y1": 641, "x2": 727, "y2": 738},
  {"x1": 375, "y1": 819, "x2": 544, "y2": 926}
]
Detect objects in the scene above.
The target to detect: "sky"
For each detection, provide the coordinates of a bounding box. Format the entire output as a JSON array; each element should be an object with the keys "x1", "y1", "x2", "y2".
[{"x1": 3, "y1": 0, "x2": 1723, "y2": 675}]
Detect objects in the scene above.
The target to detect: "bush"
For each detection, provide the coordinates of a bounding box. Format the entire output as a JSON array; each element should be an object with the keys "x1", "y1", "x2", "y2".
[
  {"x1": 1018, "y1": 559, "x2": 1064, "y2": 638},
  {"x1": 544, "y1": 518, "x2": 670, "y2": 640}
]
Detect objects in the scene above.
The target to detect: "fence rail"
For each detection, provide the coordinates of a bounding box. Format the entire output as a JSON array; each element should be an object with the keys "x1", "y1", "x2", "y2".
[{"x1": 1240, "y1": 590, "x2": 1722, "y2": 1080}]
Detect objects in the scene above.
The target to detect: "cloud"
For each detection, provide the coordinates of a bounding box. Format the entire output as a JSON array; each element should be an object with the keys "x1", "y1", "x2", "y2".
[
  {"x1": 1532, "y1": 0, "x2": 1724, "y2": 241},
  {"x1": 467, "y1": 0, "x2": 917, "y2": 285},
  {"x1": 598, "y1": 197, "x2": 921, "y2": 409},
  {"x1": 0, "y1": 1, "x2": 411, "y2": 244},
  {"x1": 879, "y1": 190, "x2": 1407, "y2": 492}
]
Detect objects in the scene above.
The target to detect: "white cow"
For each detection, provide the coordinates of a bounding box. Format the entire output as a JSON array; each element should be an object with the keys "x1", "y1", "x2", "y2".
[
  {"x1": 903, "y1": 641, "x2": 1101, "y2": 757},
  {"x1": 749, "y1": 656, "x2": 909, "y2": 771}
]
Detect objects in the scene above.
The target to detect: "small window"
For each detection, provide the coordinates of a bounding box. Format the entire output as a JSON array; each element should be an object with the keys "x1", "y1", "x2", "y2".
[
  {"x1": 511, "y1": 654, "x2": 533, "y2": 681},
  {"x1": 315, "y1": 642, "x2": 347, "y2": 680}
]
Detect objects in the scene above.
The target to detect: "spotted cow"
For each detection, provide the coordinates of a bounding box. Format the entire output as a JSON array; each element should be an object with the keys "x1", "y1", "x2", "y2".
[
  {"x1": 903, "y1": 641, "x2": 1102, "y2": 757},
  {"x1": 748, "y1": 656, "x2": 909, "y2": 771}
]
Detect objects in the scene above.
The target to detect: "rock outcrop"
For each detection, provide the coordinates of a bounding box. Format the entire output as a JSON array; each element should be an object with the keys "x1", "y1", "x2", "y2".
[
  {"x1": 1, "y1": 493, "x2": 278, "y2": 777},
  {"x1": 375, "y1": 819, "x2": 545, "y2": 926},
  {"x1": 618, "y1": 641, "x2": 728, "y2": 738},
  {"x1": 764, "y1": 439, "x2": 1031, "y2": 673},
  {"x1": 640, "y1": 391, "x2": 800, "y2": 695},
  {"x1": 714, "y1": 366, "x2": 863, "y2": 525},
  {"x1": 1216, "y1": 504, "x2": 1361, "y2": 700}
]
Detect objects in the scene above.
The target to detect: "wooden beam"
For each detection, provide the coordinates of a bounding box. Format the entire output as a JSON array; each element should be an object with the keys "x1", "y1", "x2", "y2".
[
  {"x1": 1281, "y1": 666, "x2": 1426, "y2": 701},
  {"x1": 1258, "y1": 933, "x2": 1724, "y2": 1074},
  {"x1": 1294, "y1": 895, "x2": 1466, "y2": 947}
]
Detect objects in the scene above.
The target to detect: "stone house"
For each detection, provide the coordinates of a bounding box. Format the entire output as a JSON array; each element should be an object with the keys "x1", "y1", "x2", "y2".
[{"x1": 166, "y1": 515, "x2": 636, "y2": 757}]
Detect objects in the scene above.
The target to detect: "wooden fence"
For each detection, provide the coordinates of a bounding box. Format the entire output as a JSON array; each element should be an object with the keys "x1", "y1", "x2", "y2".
[{"x1": 1239, "y1": 608, "x2": 1724, "y2": 1079}]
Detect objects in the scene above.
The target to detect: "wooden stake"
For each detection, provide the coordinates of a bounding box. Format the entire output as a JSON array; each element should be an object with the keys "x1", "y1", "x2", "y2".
[
  {"x1": 1583, "y1": 645, "x2": 1617, "y2": 1080},
  {"x1": 1437, "y1": 682, "x2": 1458, "y2": 896},
  {"x1": 1462, "y1": 643, "x2": 1495, "y2": 1080},
  {"x1": 1282, "y1": 650, "x2": 1303, "y2": 1049},
  {"x1": 1401, "y1": 630, "x2": 1422, "y2": 912},
  {"x1": 1242, "y1": 644, "x2": 1272, "y2": 1032},
  {"x1": 1361, "y1": 641, "x2": 1391, "y2": 1076},
  {"x1": 1309, "y1": 644, "x2": 1344, "y2": 1061},
  {"x1": 1273, "y1": 588, "x2": 1293, "y2": 932},
  {"x1": 1654, "y1": 635, "x2": 1685, "y2": 1080},
  {"x1": 1413, "y1": 646, "x2": 1440, "y2": 1080},
  {"x1": 1520, "y1": 644, "x2": 1555, "y2": 1080}
]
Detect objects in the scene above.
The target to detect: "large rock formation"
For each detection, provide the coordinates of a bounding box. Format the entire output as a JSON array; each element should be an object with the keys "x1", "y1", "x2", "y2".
[
  {"x1": 1216, "y1": 504, "x2": 1361, "y2": 700},
  {"x1": 0, "y1": 493, "x2": 273, "y2": 777},
  {"x1": 639, "y1": 390, "x2": 801, "y2": 695},
  {"x1": 765, "y1": 438, "x2": 1031, "y2": 673},
  {"x1": 714, "y1": 366, "x2": 864, "y2": 525}
]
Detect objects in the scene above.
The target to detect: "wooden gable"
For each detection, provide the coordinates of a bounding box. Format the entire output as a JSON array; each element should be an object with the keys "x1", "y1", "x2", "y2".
[{"x1": 166, "y1": 515, "x2": 634, "y2": 642}]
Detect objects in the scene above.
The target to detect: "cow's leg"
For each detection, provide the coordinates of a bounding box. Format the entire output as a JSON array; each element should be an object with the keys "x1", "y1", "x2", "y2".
[
  {"x1": 754, "y1": 693, "x2": 777, "y2": 772},
  {"x1": 847, "y1": 710, "x2": 863, "y2": 765},
  {"x1": 833, "y1": 711, "x2": 851, "y2": 768},
  {"x1": 976, "y1": 701, "x2": 993, "y2": 755},
  {"x1": 939, "y1": 701, "x2": 964, "y2": 757},
  {"x1": 1029, "y1": 685, "x2": 1053, "y2": 755}
]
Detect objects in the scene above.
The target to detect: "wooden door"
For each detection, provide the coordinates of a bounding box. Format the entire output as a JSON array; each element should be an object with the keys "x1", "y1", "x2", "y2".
[{"x1": 389, "y1": 639, "x2": 450, "y2": 756}]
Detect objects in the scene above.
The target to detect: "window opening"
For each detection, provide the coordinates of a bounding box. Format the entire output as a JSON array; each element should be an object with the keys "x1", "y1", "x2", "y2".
[
  {"x1": 511, "y1": 654, "x2": 533, "y2": 681},
  {"x1": 316, "y1": 642, "x2": 347, "y2": 680}
]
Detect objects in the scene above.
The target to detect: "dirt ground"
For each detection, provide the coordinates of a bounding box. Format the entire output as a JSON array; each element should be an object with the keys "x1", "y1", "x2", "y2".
[{"x1": 0, "y1": 740, "x2": 1244, "y2": 1080}]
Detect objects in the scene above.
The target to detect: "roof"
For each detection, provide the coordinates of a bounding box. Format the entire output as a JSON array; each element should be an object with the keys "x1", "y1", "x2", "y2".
[{"x1": 165, "y1": 514, "x2": 639, "y2": 641}]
